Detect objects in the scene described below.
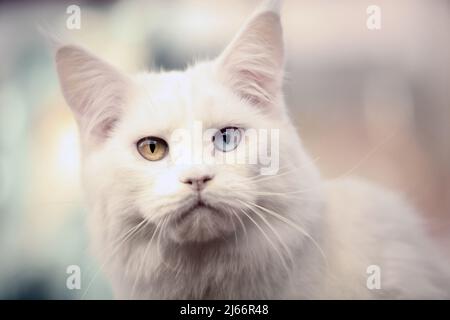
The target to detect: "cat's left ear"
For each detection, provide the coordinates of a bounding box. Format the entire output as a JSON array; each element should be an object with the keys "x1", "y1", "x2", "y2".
[
  {"x1": 215, "y1": 0, "x2": 284, "y2": 108},
  {"x1": 55, "y1": 45, "x2": 131, "y2": 146}
]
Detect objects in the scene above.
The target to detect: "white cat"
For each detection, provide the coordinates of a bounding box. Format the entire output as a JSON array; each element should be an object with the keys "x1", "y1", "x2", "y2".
[{"x1": 55, "y1": 1, "x2": 450, "y2": 299}]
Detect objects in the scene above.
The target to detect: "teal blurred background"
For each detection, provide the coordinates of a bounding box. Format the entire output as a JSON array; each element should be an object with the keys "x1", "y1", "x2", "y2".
[{"x1": 0, "y1": 0, "x2": 449, "y2": 299}]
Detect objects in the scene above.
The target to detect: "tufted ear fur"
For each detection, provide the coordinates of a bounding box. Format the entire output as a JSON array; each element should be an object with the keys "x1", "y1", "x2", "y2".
[
  {"x1": 55, "y1": 45, "x2": 131, "y2": 144},
  {"x1": 216, "y1": 1, "x2": 284, "y2": 108}
]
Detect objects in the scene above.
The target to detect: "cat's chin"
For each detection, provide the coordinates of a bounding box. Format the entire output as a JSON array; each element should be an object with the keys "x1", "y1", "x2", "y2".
[{"x1": 166, "y1": 202, "x2": 236, "y2": 243}]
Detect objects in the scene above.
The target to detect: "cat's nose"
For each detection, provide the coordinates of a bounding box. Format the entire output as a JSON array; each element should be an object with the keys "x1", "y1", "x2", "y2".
[{"x1": 181, "y1": 175, "x2": 214, "y2": 191}]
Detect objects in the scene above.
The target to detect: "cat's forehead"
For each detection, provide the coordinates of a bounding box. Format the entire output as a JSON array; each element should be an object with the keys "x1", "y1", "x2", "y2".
[{"x1": 126, "y1": 65, "x2": 256, "y2": 136}]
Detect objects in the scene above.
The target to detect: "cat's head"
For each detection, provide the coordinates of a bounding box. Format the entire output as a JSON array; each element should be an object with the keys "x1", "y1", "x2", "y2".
[{"x1": 55, "y1": 1, "x2": 320, "y2": 244}]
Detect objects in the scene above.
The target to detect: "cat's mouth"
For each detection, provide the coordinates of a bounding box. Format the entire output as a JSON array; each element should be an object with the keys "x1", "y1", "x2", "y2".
[
  {"x1": 175, "y1": 199, "x2": 217, "y2": 223},
  {"x1": 165, "y1": 196, "x2": 236, "y2": 243}
]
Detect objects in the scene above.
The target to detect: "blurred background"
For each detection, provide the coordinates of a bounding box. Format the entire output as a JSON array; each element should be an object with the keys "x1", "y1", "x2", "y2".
[{"x1": 0, "y1": 0, "x2": 448, "y2": 299}]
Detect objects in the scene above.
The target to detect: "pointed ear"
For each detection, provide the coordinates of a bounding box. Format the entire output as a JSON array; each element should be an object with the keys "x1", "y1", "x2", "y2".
[
  {"x1": 215, "y1": 3, "x2": 284, "y2": 107},
  {"x1": 55, "y1": 45, "x2": 131, "y2": 143}
]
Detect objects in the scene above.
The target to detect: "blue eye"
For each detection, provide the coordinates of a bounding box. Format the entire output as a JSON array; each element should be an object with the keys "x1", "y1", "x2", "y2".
[{"x1": 213, "y1": 127, "x2": 242, "y2": 152}]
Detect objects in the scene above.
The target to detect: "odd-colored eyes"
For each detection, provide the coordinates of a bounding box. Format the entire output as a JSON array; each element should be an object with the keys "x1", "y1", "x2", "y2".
[
  {"x1": 137, "y1": 137, "x2": 168, "y2": 161},
  {"x1": 137, "y1": 127, "x2": 242, "y2": 161},
  {"x1": 213, "y1": 127, "x2": 242, "y2": 152}
]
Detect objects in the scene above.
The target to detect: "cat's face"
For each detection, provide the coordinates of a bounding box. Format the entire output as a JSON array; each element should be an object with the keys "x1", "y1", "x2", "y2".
[
  {"x1": 92, "y1": 67, "x2": 285, "y2": 243},
  {"x1": 56, "y1": 7, "x2": 319, "y2": 244}
]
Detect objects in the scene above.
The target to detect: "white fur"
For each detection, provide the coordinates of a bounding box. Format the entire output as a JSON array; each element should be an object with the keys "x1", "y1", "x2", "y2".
[{"x1": 55, "y1": 1, "x2": 450, "y2": 299}]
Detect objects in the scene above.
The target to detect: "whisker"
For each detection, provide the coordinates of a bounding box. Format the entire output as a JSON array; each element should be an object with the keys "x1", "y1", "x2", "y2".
[
  {"x1": 228, "y1": 213, "x2": 239, "y2": 247},
  {"x1": 230, "y1": 208, "x2": 249, "y2": 247},
  {"x1": 241, "y1": 200, "x2": 329, "y2": 269},
  {"x1": 221, "y1": 188, "x2": 323, "y2": 203},
  {"x1": 336, "y1": 130, "x2": 398, "y2": 179},
  {"x1": 239, "y1": 208, "x2": 292, "y2": 276},
  {"x1": 240, "y1": 201, "x2": 294, "y2": 268},
  {"x1": 157, "y1": 217, "x2": 177, "y2": 272},
  {"x1": 242, "y1": 157, "x2": 321, "y2": 182},
  {"x1": 81, "y1": 218, "x2": 148, "y2": 299},
  {"x1": 130, "y1": 218, "x2": 164, "y2": 298}
]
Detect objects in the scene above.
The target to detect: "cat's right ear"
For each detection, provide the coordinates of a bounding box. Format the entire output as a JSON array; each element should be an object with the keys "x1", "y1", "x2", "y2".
[
  {"x1": 55, "y1": 45, "x2": 130, "y2": 144},
  {"x1": 215, "y1": 0, "x2": 284, "y2": 109}
]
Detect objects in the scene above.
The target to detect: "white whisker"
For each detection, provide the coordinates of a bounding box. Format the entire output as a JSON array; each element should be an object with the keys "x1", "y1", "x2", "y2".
[
  {"x1": 130, "y1": 218, "x2": 163, "y2": 298},
  {"x1": 239, "y1": 208, "x2": 292, "y2": 276},
  {"x1": 81, "y1": 218, "x2": 148, "y2": 299},
  {"x1": 230, "y1": 208, "x2": 249, "y2": 247},
  {"x1": 242, "y1": 200, "x2": 329, "y2": 269},
  {"x1": 240, "y1": 201, "x2": 294, "y2": 267}
]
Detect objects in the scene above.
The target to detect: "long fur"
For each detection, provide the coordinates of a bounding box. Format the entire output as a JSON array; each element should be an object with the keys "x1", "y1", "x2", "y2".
[{"x1": 55, "y1": 0, "x2": 450, "y2": 299}]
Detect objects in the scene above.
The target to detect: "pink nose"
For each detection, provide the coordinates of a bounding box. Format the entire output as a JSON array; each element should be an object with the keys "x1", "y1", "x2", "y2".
[{"x1": 181, "y1": 175, "x2": 214, "y2": 191}]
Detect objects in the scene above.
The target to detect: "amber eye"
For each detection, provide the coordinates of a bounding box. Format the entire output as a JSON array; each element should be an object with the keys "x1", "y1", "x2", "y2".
[{"x1": 137, "y1": 137, "x2": 168, "y2": 161}]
